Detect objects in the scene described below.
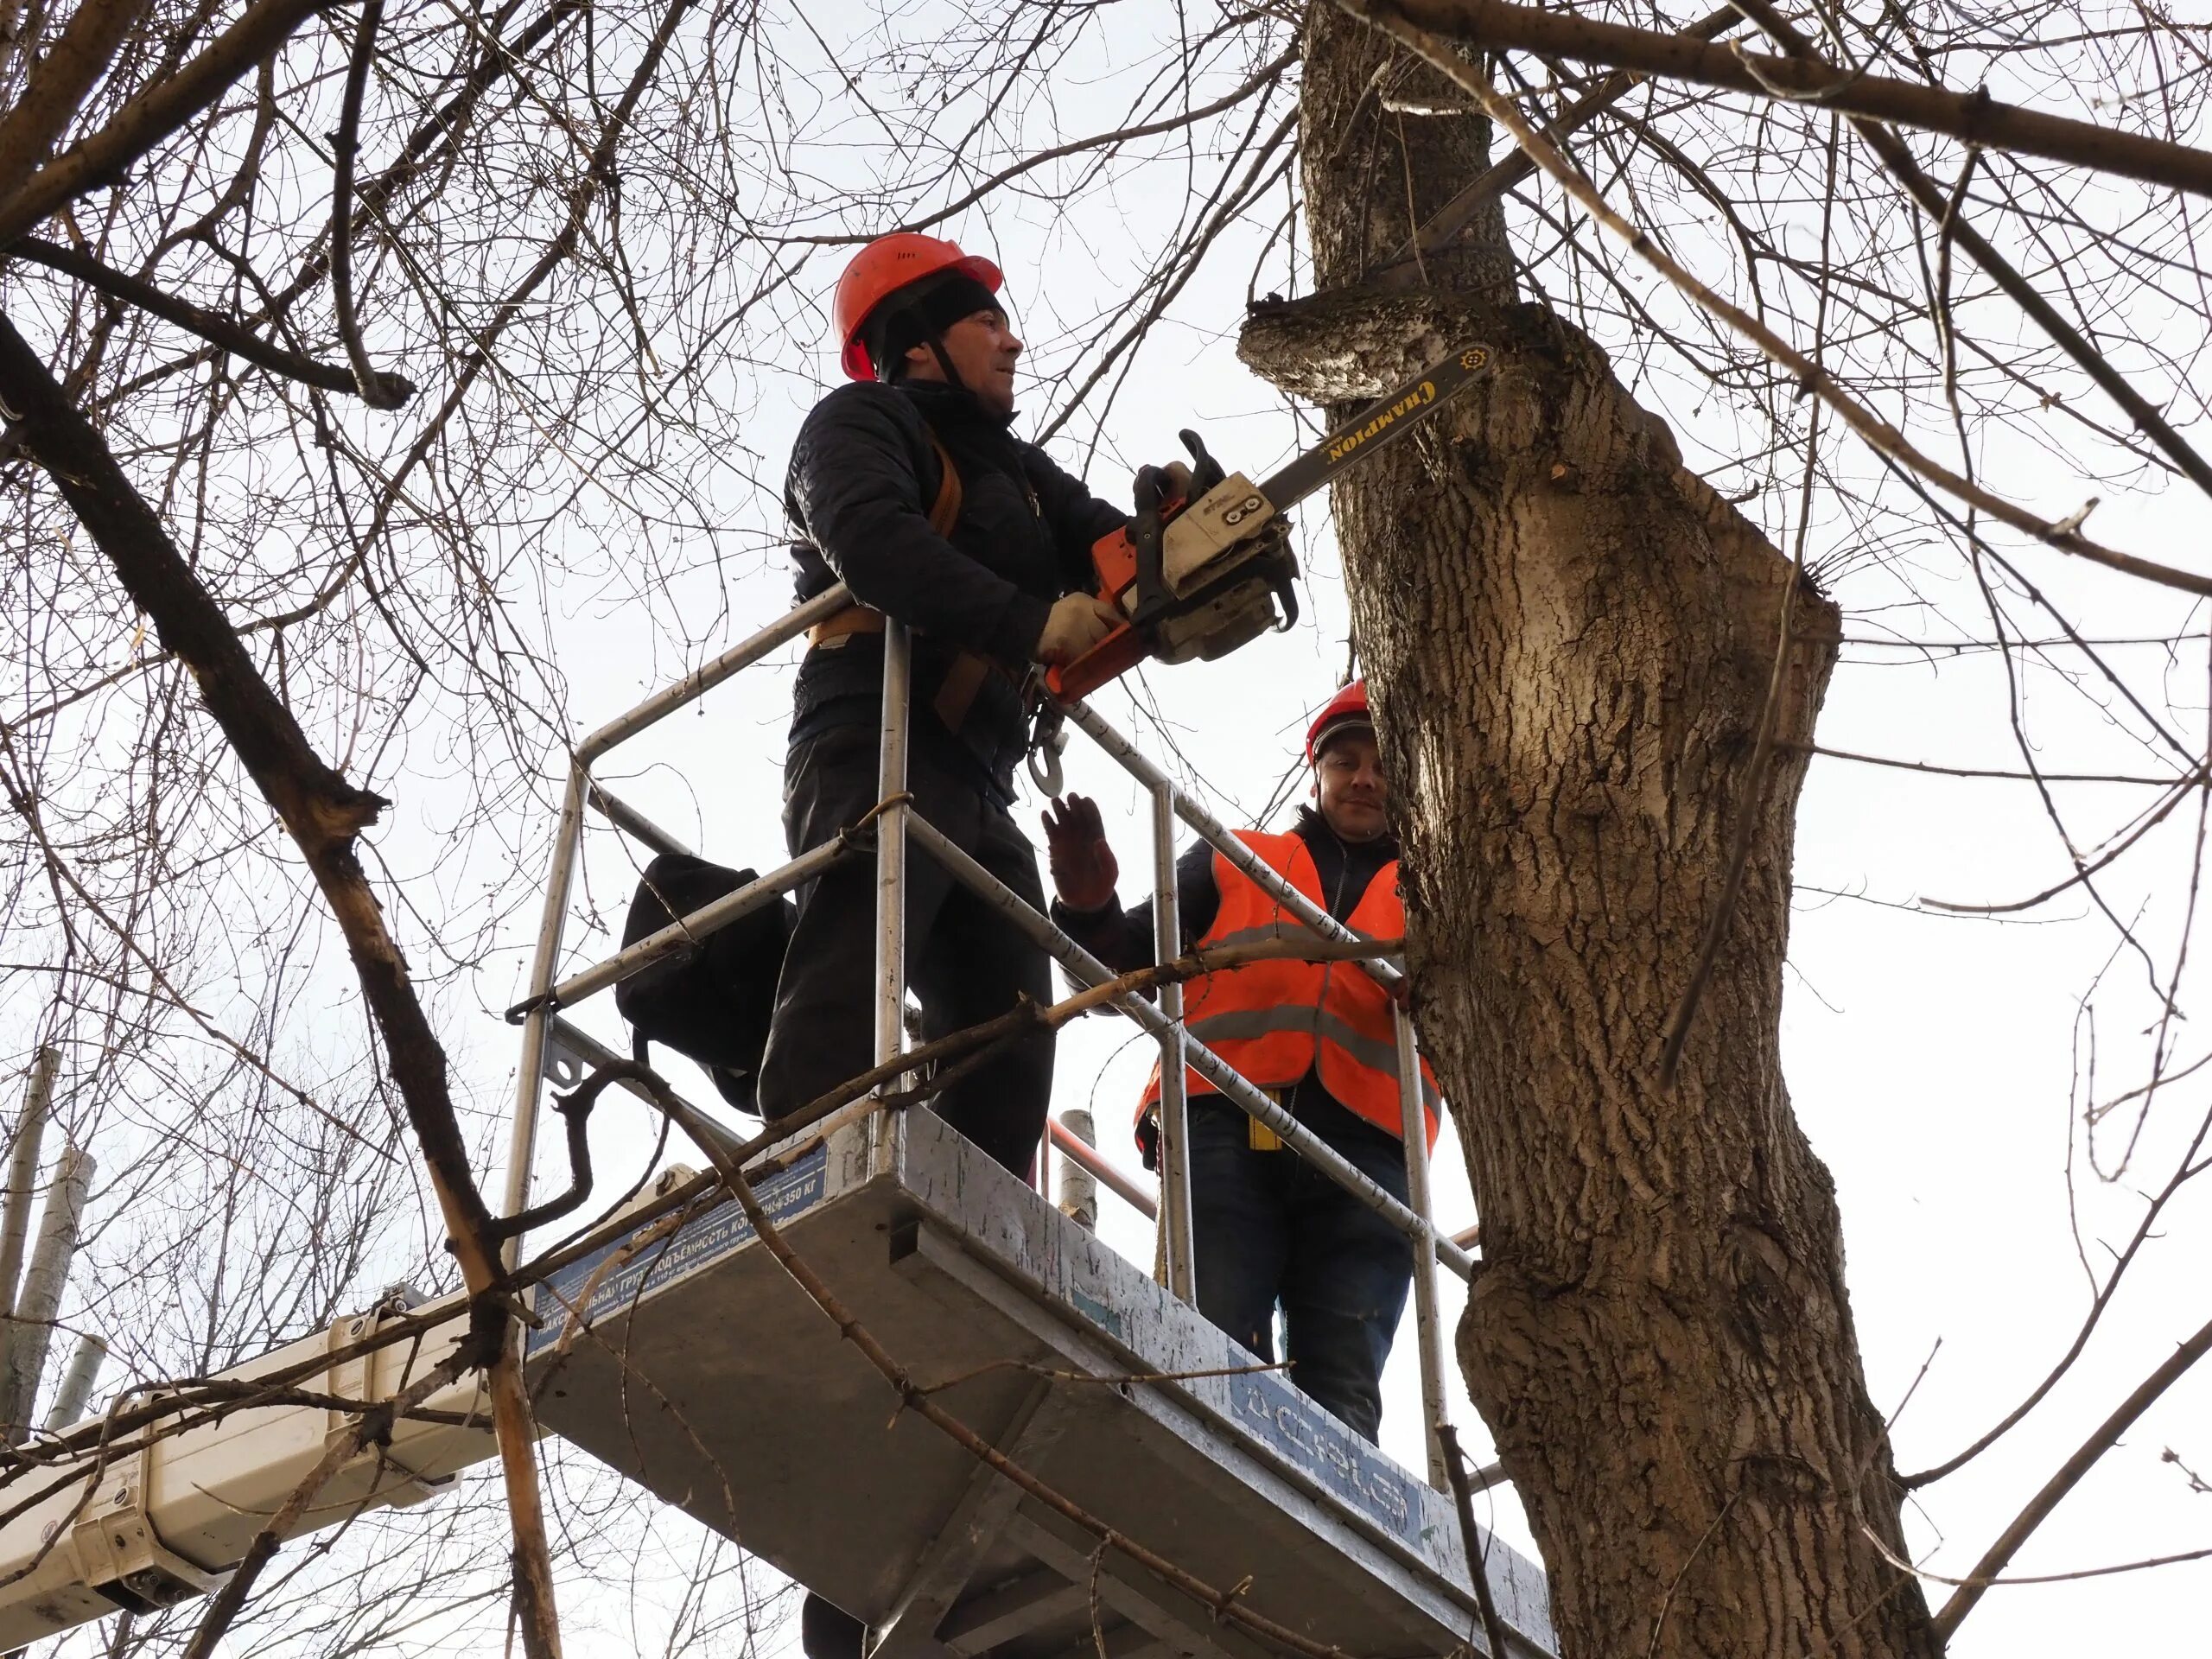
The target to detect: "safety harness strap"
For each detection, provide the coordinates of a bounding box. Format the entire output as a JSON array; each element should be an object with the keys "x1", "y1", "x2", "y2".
[{"x1": 806, "y1": 435, "x2": 1002, "y2": 732}]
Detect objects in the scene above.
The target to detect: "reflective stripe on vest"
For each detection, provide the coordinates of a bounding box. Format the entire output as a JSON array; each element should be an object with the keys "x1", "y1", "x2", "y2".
[
  {"x1": 1184, "y1": 1006, "x2": 1443, "y2": 1119},
  {"x1": 1138, "y1": 830, "x2": 1440, "y2": 1147}
]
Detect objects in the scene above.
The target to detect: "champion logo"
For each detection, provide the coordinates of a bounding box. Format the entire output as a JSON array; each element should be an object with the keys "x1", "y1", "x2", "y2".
[{"x1": 1323, "y1": 380, "x2": 1437, "y2": 464}]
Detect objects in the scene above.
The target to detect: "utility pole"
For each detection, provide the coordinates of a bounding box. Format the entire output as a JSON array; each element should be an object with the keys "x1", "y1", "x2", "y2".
[{"x1": 0, "y1": 1052, "x2": 100, "y2": 1440}]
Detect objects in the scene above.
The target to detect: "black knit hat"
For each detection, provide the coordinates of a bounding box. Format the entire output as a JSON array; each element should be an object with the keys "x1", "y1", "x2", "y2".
[{"x1": 861, "y1": 271, "x2": 1006, "y2": 380}]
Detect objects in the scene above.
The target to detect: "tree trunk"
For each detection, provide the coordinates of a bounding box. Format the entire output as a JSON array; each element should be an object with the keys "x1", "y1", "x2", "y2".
[{"x1": 1236, "y1": 11, "x2": 1941, "y2": 1656}]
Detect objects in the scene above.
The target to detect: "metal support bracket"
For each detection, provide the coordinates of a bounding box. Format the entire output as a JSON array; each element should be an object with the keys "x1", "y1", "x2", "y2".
[
  {"x1": 869, "y1": 1381, "x2": 1075, "y2": 1659},
  {"x1": 318, "y1": 1308, "x2": 450, "y2": 1511},
  {"x1": 64, "y1": 1439, "x2": 227, "y2": 1617}
]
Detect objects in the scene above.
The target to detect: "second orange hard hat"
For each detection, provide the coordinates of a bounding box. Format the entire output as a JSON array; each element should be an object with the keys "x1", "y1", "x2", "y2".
[{"x1": 1306, "y1": 680, "x2": 1373, "y2": 765}]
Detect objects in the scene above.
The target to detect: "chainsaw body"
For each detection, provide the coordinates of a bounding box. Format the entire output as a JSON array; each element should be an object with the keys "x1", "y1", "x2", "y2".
[
  {"x1": 1046, "y1": 471, "x2": 1299, "y2": 702},
  {"x1": 1038, "y1": 342, "x2": 1497, "y2": 706}
]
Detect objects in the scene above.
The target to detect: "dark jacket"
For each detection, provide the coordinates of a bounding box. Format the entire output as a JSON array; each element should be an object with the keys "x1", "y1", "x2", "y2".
[
  {"x1": 785, "y1": 378, "x2": 1126, "y2": 792},
  {"x1": 1053, "y1": 806, "x2": 1403, "y2": 1157},
  {"x1": 1053, "y1": 806, "x2": 1401, "y2": 968}
]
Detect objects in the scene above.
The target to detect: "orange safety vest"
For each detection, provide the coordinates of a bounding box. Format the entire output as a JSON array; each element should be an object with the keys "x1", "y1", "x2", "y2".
[{"x1": 1139, "y1": 830, "x2": 1440, "y2": 1147}]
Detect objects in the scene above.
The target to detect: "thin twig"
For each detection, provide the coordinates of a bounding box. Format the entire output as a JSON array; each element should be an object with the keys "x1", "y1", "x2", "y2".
[
  {"x1": 1930, "y1": 1309, "x2": 2212, "y2": 1639},
  {"x1": 1646, "y1": 1492, "x2": 1738, "y2": 1658},
  {"x1": 1864, "y1": 1523, "x2": 2212, "y2": 1589},
  {"x1": 1795, "y1": 742, "x2": 2200, "y2": 789},
  {"x1": 1438, "y1": 1423, "x2": 1514, "y2": 1659},
  {"x1": 177, "y1": 1351, "x2": 470, "y2": 1659},
  {"x1": 917, "y1": 1357, "x2": 1290, "y2": 1397},
  {"x1": 1657, "y1": 108, "x2": 1836, "y2": 1088}
]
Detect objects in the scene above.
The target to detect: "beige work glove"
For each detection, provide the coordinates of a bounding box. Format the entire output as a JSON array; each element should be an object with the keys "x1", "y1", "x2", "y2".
[{"x1": 1036, "y1": 593, "x2": 1123, "y2": 666}]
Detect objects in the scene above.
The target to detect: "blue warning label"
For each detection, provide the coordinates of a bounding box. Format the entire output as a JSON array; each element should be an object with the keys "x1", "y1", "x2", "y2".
[
  {"x1": 1225, "y1": 1364, "x2": 1416, "y2": 1537},
  {"x1": 528, "y1": 1148, "x2": 830, "y2": 1357}
]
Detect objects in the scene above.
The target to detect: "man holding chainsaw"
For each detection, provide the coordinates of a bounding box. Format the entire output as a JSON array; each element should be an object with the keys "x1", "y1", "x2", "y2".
[
  {"x1": 759, "y1": 232, "x2": 1127, "y2": 1179},
  {"x1": 1042, "y1": 681, "x2": 1440, "y2": 1443}
]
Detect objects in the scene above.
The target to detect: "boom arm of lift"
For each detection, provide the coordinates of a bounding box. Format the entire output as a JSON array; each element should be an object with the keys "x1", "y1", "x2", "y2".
[{"x1": 0, "y1": 1288, "x2": 494, "y2": 1650}]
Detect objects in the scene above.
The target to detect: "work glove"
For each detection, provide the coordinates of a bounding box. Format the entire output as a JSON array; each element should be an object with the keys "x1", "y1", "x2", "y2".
[
  {"x1": 1035, "y1": 593, "x2": 1122, "y2": 666},
  {"x1": 1132, "y1": 461, "x2": 1196, "y2": 520},
  {"x1": 1041, "y1": 794, "x2": 1120, "y2": 912}
]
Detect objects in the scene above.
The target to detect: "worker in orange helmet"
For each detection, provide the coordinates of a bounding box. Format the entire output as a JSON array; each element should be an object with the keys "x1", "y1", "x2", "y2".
[
  {"x1": 760, "y1": 232, "x2": 1125, "y2": 1167},
  {"x1": 779, "y1": 232, "x2": 1132, "y2": 1659},
  {"x1": 1041, "y1": 680, "x2": 1440, "y2": 1444}
]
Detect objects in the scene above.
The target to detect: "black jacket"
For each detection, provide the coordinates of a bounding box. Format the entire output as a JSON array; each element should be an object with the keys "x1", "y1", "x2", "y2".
[
  {"x1": 785, "y1": 379, "x2": 1126, "y2": 791},
  {"x1": 1053, "y1": 805, "x2": 1401, "y2": 972},
  {"x1": 1053, "y1": 806, "x2": 1404, "y2": 1160}
]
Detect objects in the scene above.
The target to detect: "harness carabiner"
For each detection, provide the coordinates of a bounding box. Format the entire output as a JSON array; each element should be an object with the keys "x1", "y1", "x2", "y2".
[{"x1": 1026, "y1": 694, "x2": 1069, "y2": 798}]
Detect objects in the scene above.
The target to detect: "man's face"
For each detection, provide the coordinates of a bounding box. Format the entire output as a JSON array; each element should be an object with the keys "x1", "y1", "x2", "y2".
[
  {"x1": 1315, "y1": 729, "x2": 1389, "y2": 842},
  {"x1": 905, "y1": 307, "x2": 1022, "y2": 416}
]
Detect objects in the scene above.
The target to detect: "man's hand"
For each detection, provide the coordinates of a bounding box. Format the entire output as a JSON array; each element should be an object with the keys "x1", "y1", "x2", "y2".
[
  {"x1": 1036, "y1": 593, "x2": 1122, "y2": 666},
  {"x1": 1041, "y1": 793, "x2": 1119, "y2": 911},
  {"x1": 1154, "y1": 459, "x2": 1194, "y2": 506}
]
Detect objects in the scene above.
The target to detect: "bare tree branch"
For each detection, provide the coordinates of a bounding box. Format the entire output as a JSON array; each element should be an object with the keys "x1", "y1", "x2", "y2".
[
  {"x1": 0, "y1": 310, "x2": 566, "y2": 1659},
  {"x1": 1384, "y1": 0, "x2": 2212, "y2": 199},
  {"x1": 0, "y1": 0, "x2": 333, "y2": 246},
  {"x1": 1721, "y1": 0, "x2": 2212, "y2": 501},
  {"x1": 1376, "y1": 0, "x2": 1742, "y2": 278},
  {"x1": 1344, "y1": 0, "x2": 2212, "y2": 601},
  {"x1": 327, "y1": 0, "x2": 406, "y2": 410},
  {"x1": 1932, "y1": 1309, "x2": 2212, "y2": 1640},
  {"x1": 177, "y1": 1344, "x2": 475, "y2": 1659},
  {"x1": 0, "y1": 0, "x2": 153, "y2": 201},
  {"x1": 8, "y1": 234, "x2": 414, "y2": 401}
]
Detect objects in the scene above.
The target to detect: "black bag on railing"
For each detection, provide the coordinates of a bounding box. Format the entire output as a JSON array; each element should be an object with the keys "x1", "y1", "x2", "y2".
[{"x1": 613, "y1": 853, "x2": 795, "y2": 1116}]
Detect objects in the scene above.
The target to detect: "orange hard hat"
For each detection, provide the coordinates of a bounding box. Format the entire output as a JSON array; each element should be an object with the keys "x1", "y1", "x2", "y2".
[
  {"x1": 834, "y1": 232, "x2": 1004, "y2": 382},
  {"x1": 1306, "y1": 679, "x2": 1373, "y2": 765}
]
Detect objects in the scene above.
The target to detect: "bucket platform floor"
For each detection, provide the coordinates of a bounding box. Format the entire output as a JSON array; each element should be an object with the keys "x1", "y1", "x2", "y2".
[{"x1": 526, "y1": 1109, "x2": 1554, "y2": 1659}]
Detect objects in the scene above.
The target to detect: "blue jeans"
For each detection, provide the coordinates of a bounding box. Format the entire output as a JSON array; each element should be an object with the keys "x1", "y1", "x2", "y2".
[{"x1": 1185, "y1": 1092, "x2": 1414, "y2": 1442}]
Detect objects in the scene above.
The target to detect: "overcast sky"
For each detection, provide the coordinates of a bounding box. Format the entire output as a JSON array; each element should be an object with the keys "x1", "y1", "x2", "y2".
[
  {"x1": 28, "y1": 3, "x2": 2193, "y2": 1651},
  {"x1": 509, "y1": 218, "x2": 2209, "y2": 1659}
]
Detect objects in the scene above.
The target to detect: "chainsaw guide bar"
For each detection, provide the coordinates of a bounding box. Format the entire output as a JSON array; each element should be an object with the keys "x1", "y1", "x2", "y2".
[
  {"x1": 1259, "y1": 343, "x2": 1496, "y2": 514},
  {"x1": 1039, "y1": 342, "x2": 1498, "y2": 705}
]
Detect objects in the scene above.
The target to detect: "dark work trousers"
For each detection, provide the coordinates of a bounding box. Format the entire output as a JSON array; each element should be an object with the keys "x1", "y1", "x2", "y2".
[
  {"x1": 756, "y1": 724, "x2": 1055, "y2": 1179},
  {"x1": 1186, "y1": 1092, "x2": 1414, "y2": 1442}
]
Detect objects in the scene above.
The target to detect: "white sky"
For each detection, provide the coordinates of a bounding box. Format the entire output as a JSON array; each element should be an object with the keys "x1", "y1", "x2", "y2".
[
  {"x1": 502, "y1": 265, "x2": 2211, "y2": 1657},
  {"x1": 33, "y1": 3, "x2": 2207, "y2": 1652},
  {"x1": 459, "y1": 4, "x2": 2212, "y2": 1637}
]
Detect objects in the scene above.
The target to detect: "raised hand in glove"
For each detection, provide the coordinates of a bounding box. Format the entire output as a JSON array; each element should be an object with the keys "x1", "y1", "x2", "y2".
[
  {"x1": 1036, "y1": 593, "x2": 1122, "y2": 666},
  {"x1": 1040, "y1": 793, "x2": 1119, "y2": 912}
]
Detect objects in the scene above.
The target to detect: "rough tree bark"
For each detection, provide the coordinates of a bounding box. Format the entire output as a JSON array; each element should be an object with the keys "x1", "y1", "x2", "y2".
[{"x1": 1236, "y1": 10, "x2": 1941, "y2": 1656}]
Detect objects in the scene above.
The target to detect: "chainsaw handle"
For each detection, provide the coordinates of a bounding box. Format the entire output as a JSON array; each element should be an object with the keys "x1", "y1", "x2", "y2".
[
  {"x1": 1127, "y1": 464, "x2": 1171, "y2": 626},
  {"x1": 1179, "y1": 429, "x2": 1225, "y2": 496},
  {"x1": 1044, "y1": 622, "x2": 1150, "y2": 702}
]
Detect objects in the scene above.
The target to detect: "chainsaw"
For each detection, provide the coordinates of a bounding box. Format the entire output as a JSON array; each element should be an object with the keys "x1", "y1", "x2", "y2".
[{"x1": 1043, "y1": 341, "x2": 1499, "y2": 704}]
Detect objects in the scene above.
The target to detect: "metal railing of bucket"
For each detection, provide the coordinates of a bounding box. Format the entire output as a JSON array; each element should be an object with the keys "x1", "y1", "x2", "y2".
[{"x1": 503, "y1": 593, "x2": 1473, "y2": 1492}]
